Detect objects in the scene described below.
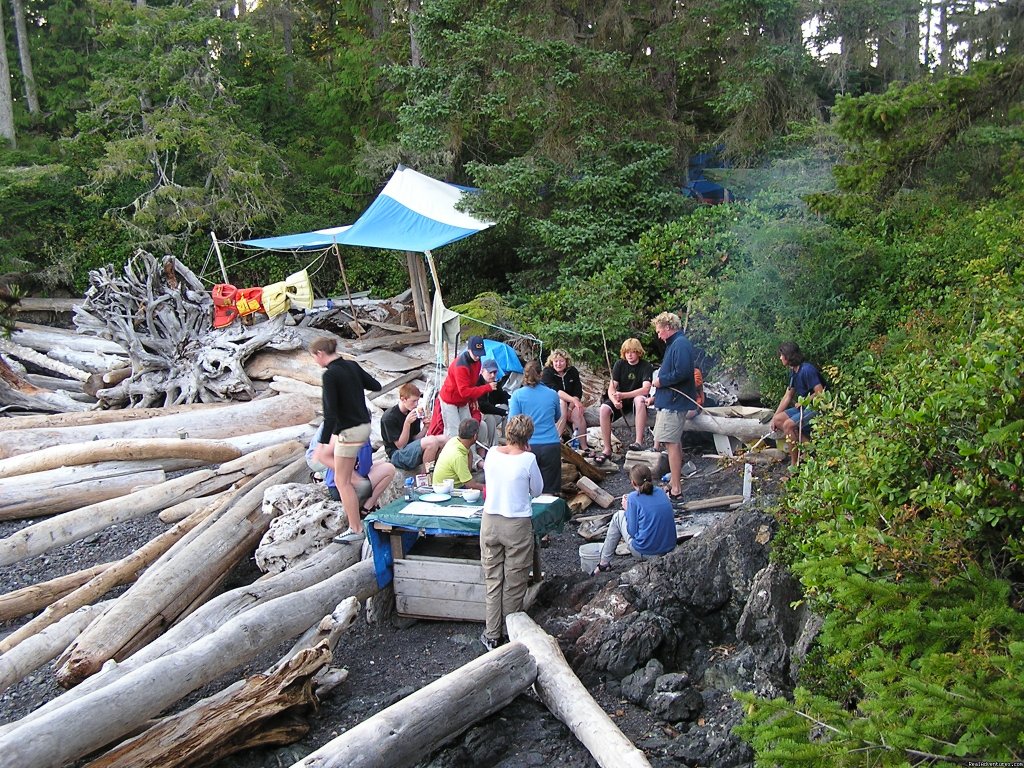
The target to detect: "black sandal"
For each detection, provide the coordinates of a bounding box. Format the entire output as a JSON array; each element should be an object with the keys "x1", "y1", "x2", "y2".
[
  {"x1": 592, "y1": 562, "x2": 612, "y2": 575},
  {"x1": 626, "y1": 441, "x2": 643, "y2": 452},
  {"x1": 594, "y1": 453, "x2": 610, "y2": 465}
]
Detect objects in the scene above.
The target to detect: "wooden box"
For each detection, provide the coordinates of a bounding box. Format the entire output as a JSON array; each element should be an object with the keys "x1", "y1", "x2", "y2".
[{"x1": 394, "y1": 538, "x2": 485, "y2": 622}]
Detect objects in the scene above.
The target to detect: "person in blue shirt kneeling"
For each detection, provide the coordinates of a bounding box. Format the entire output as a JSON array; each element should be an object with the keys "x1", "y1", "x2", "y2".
[{"x1": 593, "y1": 464, "x2": 676, "y2": 574}]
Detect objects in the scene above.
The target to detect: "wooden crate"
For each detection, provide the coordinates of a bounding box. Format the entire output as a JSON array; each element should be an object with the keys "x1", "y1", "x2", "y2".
[{"x1": 394, "y1": 537, "x2": 485, "y2": 622}]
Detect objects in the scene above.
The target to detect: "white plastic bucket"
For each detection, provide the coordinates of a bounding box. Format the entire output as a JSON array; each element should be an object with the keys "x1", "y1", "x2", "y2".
[{"x1": 578, "y1": 542, "x2": 602, "y2": 574}]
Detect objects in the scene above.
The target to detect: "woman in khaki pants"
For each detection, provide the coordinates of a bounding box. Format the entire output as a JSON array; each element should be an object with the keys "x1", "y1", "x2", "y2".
[{"x1": 478, "y1": 414, "x2": 543, "y2": 650}]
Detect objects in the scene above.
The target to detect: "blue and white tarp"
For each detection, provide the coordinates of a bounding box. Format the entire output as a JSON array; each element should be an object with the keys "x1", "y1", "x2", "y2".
[{"x1": 240, "y1": 165, "x2": 493, "y2": 252}]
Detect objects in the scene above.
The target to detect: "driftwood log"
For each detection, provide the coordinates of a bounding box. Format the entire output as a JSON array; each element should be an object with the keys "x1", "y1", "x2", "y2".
[
  {"x1": 0, "y1": 501, "x2": 218, "y2": 655},
  {"x1": 85, "y1": 598, "x2": 360, "y2": 768},
  {"x1": 11, "y1": 322, "x2": 125, "y2": 355},
  {"x1": 561, "y1": 443, "x2": 604, "y2": 482},
  {"x1": 0, "y1": 560, "x2": 380, "y2": 768},
  {"x1": 0, "y1": 545, "x2": 365, "y2": 739},
  {"x1": 0, "y1": 337, "x2": 91, "y2": 381},
  {"x1": 0, "y1": 441, "x2": 299, "y2": 567},
  {"x1": 0, "y1": 601, "x2": 113, "y2": 695},
  {"x1": 292, "y1": 642, "x2": 539, "y2": 768},
  {"x1": 71, "y1": 250, "x2": 321, "y2": 407},
  {"x1": 0, "y1": 463, "x2": 165, "y2": 520},
  {"x1": 681, "y1": 413, "x2": 776, "y2": 442},
  {"x1": 245, "y1": 347, "x2": 323, "y2": 387},
  {"x1": 56, "y1": 453, "x2": 307, "y2": 686},
  {"x1": 576, "y1": 476, "x2": 616, "y2": 509},
  {"x1": 0, "y1": 562, "x2": 113, "y2": 622},
  {"x1": 0, "y1": 438, "x2": 241, "y2": 480},
  {"x1": 0, "y1": 392, "x2": 316, "y2": 459},
  {"x1": 87, "y1": 646, "x2": 334, "y2": 768},
  {"x1": 0, "y1": 401, "x2": 230, "y2": 431},
  {"x1": 25, "y1": 373, "x2": 88, "y2": 394},
  {"x1": 506, "y1": 612, "x2": 651, "y2": 768},
  {"x1": 0, "y1": 355, "x2": 92, "y2": 414}
]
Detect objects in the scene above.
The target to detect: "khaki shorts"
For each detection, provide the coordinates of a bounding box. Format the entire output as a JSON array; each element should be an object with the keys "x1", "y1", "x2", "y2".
[
  {"x1": 653, "y1": 409, "x2": 695, "y2": 444},
  {"x1": 333, "y1": 422, "x2": 371, "y2": 459}
]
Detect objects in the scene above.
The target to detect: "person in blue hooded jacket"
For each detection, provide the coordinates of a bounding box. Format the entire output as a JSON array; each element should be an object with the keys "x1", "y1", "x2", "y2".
[
  {"x1": 651, "y1": 312, "x2": 698, "y2": 503},
  {"x1": 592, "y1": 464, "x2": 676, "y2": 574}
]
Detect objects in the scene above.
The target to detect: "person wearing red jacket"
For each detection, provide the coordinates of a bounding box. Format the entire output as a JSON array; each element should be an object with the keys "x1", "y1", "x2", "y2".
[{"x1": 438, "y1": 335, "x2": 496, "y2": 468}]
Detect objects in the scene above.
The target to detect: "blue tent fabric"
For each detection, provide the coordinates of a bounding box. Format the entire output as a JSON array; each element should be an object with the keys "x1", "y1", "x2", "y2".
[
  {"x1": 481, "y1": 340, "x2": 523, "y2": 378},
  {"x1": 239, "y1": 166, "x2": 493, "y2": 252}
]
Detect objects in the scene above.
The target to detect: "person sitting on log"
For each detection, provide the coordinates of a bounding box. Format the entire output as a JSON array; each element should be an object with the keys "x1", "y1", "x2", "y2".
[
  {"x1": 306, "y1": 427, "x2": 395, "y2": 516},
  {"x1": 592, "y1": 464, "x2": 676, "y2": 575},
  {"x1": 327, "y1": 441, "x2": 396, "y2": 516},
  {"x1": 541, "y1": 348, "x2": 593, "y2": 456},
  {"x1": 432, "y1": 418, "x2": 486, "y2": 492},
  {"x1": 309, "y1": 336, "x2": 381, "y2": 544},
  {"x1": 770, "y1": 341, "x2": 826, "y2": 467},
  {"x1": 380, "y1": 383, "x2": 447, "y2": 474},
  {"x1": 597, "y1": 337, "x2": 654, "y2": 464}
]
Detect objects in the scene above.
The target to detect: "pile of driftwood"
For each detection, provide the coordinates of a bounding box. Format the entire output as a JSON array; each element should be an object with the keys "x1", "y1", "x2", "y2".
[
  {"x1": 0, "y1": 253, "x2": 663, "y2": 767},
  {"x1": 0, "y1": 250, "x2": 430, "y2": 415},
  {"x1": 0, "y1": 406, "x2": 653, "y2": 767}
]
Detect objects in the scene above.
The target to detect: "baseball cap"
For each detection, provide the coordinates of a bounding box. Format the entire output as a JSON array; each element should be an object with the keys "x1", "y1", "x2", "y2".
[
  {"x1": 481, "y1": 358, "x2": 499, "y2": 372},
  {"x1": 467, "y1": 336, "x2": 485, "y2": 354}
]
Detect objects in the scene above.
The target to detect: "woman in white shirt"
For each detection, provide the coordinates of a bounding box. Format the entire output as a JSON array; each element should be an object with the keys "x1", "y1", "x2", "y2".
[{"x1": 479, "y1": 414, "x2": 544, "y2": 650}]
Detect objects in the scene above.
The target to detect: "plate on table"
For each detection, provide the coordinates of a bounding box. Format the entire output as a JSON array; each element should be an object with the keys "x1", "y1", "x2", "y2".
[{"x1": 419, "y1": 493, "x2": 451, "y2": 503}]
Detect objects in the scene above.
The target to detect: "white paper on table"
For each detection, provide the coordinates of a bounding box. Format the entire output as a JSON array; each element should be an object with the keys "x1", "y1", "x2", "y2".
[
  {"x1": 532, "y1": 494, "x2": 560, "y2": 504},
  {"x1": 401, "y1": 501, "x2": 482, "y2": 518}
]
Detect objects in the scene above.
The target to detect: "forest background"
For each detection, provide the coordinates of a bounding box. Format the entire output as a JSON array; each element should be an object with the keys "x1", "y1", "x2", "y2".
[{"x1": 0, "y1": 0, "x2": 1022, "y2": 763}]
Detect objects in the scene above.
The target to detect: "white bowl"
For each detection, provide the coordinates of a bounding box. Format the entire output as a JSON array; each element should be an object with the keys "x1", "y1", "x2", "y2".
[
  {"x1": 462, "y1": 489, "x2": 481, "y2": 503},
  {"x1": 432, "y1": 484, "x2": 450, "y2": 496}
]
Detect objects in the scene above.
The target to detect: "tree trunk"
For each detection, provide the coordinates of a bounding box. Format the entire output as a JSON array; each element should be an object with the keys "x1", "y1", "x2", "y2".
[
  {"x1": 0, "y1": 562, "x2": 113, "y2": 622},
  {"x1": 0, "y1": 560, "x2": 380, "y2": 768},
  {"x1": 505, "y1": 612, "x2": 651, "y2": 768},
  {"x1": 0, "y1": 438, "x2": 242, "y2": 480},
  {"x1": 0, "y1": 502, "x2": 217, "y2": 655},
  {"x1": 0, "y1": 392, "x2": 316, "y2": 459},
  {"x1": 0, "y1": 601, "x2": 112, "y2": 695},
  {"x1": 0, "y1": 464, "x2": 165, "y2": 519},
  {"x1": 292, "y1": 643, "x2": 538, "y2": 768},
  {"x1": 0, "y1": 6, "x2": 15, "y2": 147},
  {"x1": 408, "y1": 0, "x2": 422, "y2": 67}
]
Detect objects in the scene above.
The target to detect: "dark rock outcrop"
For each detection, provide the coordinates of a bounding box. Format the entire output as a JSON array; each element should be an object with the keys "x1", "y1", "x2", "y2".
[{"x1": 566, "y1": 509, "x2": 776, "y2": 680}]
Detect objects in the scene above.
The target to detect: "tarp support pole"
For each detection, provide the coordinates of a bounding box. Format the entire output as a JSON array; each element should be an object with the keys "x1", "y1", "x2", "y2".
[
  {"x1": 210, "y1": 232, "x2": 229, "y2": 284},
  {"x1": 406, "y1": 251, "x2": 432, "y2": 332},
  {"x1": 333, "y1": 243, "x2": 362, "y2": 337}
]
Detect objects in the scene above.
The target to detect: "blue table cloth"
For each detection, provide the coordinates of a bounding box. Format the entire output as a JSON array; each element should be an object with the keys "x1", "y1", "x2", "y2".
[{"x1": 365, "y1": 496, "x2": 570, "y2": 588}]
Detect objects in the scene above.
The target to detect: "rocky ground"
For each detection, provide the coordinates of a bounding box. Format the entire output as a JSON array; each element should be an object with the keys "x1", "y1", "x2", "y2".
[{"x1": 0, "y1": 427, "x2": 792, "y2": 768}]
